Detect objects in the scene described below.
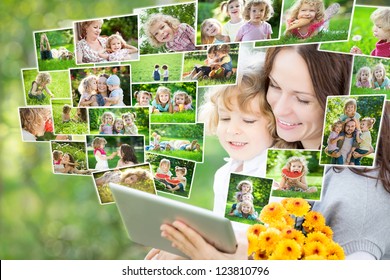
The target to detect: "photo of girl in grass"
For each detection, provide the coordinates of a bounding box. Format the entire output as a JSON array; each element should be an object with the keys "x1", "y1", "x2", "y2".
[
  {"x1": 146, "y1": 153, "x2": 195, "y2": 199},
  {"x1": 50, "y1": 141, "x2": 90, "y2": 176},
  {"x1": 321, "y1": 5, "x2": 390, "y2": 58},
  {"x1": 70, "y1": 65, "x2": 130, "y2": 107},
  {"x1": 22, "y1": 69, "x2": 71, "y2": 106},
  {"x1": 34, "y1": 28, "x2": 79, "y2": 72},
  {"x1": 255, "y1": 0, "x2": 353, "y2": 47},
  {"x1": 86, "y1": 134, "x2": 144, "y2": 172},
  {"x1": 92, "y1": 163, "x2": 155, "y2": 205},
  {"x1": 148, "y1": 123, "x2": 205, "y2": 163},
  {"x1": 132, "y1": 81, "x2": 197, "y2": 123},
  {"x1": 225, "y1": 173, "x2": 273, "y2": 225},
  {"x1": 351, "y1": 56, "x2": 390, "y2": 100},
  {"x1": 88, "y1": 107, "x2": 149, "y2": 137},
  {"x1": 182, "y1": 43, "x2": 239, "y2": 87},
  {"x1": 266, "y1": 149, "x2": 324, "y2": 201},
  {"x1": 51, "y1": 99, "x2": 89, "y2": 135}
]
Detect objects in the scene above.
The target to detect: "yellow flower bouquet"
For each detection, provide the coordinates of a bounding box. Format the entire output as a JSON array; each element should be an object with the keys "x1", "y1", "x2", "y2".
[{"x1": 247, "y1": 198, "x2": 345, "y2": 260}]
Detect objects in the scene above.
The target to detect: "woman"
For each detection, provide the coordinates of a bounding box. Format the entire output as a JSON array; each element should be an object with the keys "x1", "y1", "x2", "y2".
[
  {"x1": 96, "y1": 73, "x2": 110, "y2": 106},
  {"x1": 76, "y1": 20, "x2": 107, "y2": 64},
  {"x1": 262, "y1": 44, "x2": 353, "y2": 149}
]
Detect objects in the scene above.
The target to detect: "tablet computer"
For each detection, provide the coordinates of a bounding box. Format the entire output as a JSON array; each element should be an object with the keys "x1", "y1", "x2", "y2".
[{"x1": 109, "y1": 182, "x2": 237, "y2": 258}]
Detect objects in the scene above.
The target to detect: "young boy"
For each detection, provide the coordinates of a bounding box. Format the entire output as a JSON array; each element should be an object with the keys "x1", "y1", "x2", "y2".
[{"x1": 104, "y1": 74, "x2": 126, "y2": 106}]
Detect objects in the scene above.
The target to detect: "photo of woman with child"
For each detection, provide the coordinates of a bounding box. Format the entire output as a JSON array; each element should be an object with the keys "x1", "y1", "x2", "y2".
[
  {"x1": 70, "y1": 66, "x2": 131, "y2": 107},
  {"x1": 74, "y1": 16, "x2": 138, "y2": 64},
  {"x1": 51, "y1": 141, "x2": 90, "y2": 175}
]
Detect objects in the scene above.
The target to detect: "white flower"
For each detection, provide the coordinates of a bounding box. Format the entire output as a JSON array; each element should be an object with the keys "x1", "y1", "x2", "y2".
[{"x1": 352, "y1": 35, "x2": 362, "y2": 42}]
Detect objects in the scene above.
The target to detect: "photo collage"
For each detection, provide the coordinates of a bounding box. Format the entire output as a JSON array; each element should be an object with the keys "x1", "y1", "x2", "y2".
[{"x1": 18, "y1": 0, "x2": 389, "y2": 231}]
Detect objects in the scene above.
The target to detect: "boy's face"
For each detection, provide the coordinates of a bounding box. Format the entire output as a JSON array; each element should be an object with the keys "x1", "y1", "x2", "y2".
[
  {"x1": 160, "y1": 163, "x2": 169, "y2": 173},
  {"x1": 108, "y1": 84, "x2": 119, "y2": 91},
  {"x1": 373, "y1": 24, "x2": 390, "y2": 41}
]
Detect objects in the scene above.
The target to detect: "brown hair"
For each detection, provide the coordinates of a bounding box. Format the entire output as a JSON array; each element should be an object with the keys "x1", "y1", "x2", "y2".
[
  {"x1": 243, "y1": 0, "x2": 273, "y2": 21},
  {"x1": 19, "y1": 107, "x2": 50, "y2": 136},
  {"x1": 92, "y1": 137, "x2": 107, "y2": 149},
  {"x1": 78, "y1": 19, "x2": 104, "y2": 39},
  {"x1": 120, "y1": 144, "x2": 138, "y2": 164}
]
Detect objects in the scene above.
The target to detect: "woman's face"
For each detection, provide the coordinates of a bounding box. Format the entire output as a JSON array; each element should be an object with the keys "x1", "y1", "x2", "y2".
[
  {"x1": 124, "y1": 174, "x2": 138, "y2": 185},
  {"x1": 85, "y1": 21, "x2": 102, "y2": 39},
  {"x1": 266, "y1": 48, "x2": 323, "y2": 149},
  {"x1": 97, "y1": 77, "x2": 108, "y2": 94},
  {"x1": 216, "y1": 95, "x2": 273, "y2": 161}
]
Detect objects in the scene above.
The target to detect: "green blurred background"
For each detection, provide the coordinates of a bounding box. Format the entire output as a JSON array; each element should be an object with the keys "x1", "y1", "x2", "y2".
[{"x1": 0, "y1": 0, "x2": 220, "y2": 260}]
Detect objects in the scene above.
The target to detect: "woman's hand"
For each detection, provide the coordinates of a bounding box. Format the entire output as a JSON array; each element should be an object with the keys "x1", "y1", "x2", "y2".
[
  {"x1": 144, "y1": 248, "x2": 186, "y2": 260},
  {"x1": 160, "y1": 221, "x2": 247, "y2": 260}
]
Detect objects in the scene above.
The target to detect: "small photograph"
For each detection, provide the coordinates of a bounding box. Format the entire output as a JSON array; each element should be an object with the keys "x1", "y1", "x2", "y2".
[
  {"x1": 320, "y1": 95, "x2": 386, "y2": 167},
  {"x1": 146, "y1": 153, "x2": 196, "y2": 199},
  {"x1": 196, "y1": 0, "x2": 282, "y2": 44},
  {"x1": 137, "y1": 2, "x2": 199, "y2": 54},
  {"x1": 50, "y1": 140, "x2": 91, "y2": 175},
  {"x1": 92, "y1": 163, "x2": 155, "y2": 205},
  {"x1": 21, "y1": 69, "x2": 71, "y2": 106},
  {"x1": 34, "y1": 28, "x2": 79, "y2": 71},
  {"x1": 18, "y1": 106, "x2": 70, "y2": 142},
  {"x1": 51, "y1": 99, "x2": 89, "y2": 135},
  {"x1": 147, "y1": 123, "x2": 205, "y2": 163},
  {"x1": 225, "y1": 173, "x2": 273, "y2": 225},
  {"x1": 266, "y1": 149, "x2": 324, "y2": 201},
  {"x1": 320, "y1": 6, "x2": 390, "y2": 58},
  {"x1": 129, "y1": 53, "x2": 183, "y2": 83},
  {"x1": 88, "y1": 107, "x2": 150, "y2": 137},
  {"x1": 86, "y1": 135, "x2": 144, "y2": 171},
  {"x1": 182, "y1": 43, "x2": 239, "y2": 86},
  {"x1": 74, "y1": 15, "x2": 139, "y2": 64},
  {"x1": 351, "y1": 56, "x2": 390, "y2": 100},
  {"x1": 70, "y1": 65, "x2": 131, "y2": 107},
  {"x1": 255, "y1": 0, "x2": 354, "y2": 47},
  {"x1": 132, "y1": 81, "x2": 197, "y2": 123}
]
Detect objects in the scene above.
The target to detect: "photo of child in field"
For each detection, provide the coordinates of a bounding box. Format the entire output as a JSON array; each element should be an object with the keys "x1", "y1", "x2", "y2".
[
  {"x1": 50, "y1": 141, "x2": 90, "y2": 175},
  {"x1": 92, "y1": 163, "x2": 155, "y2": 204},
  {"x1": 266, "y1": 149, "x2": 324, "y2": 201},
  {"x1": 51, "y1": 99, "x2": 89, "y2": 135}
]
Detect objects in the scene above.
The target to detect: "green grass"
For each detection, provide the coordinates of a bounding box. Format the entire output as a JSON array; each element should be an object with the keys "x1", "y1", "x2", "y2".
[
  {"x1": 320, "y1": 6, "x2": 377, "y2": 55},
  {"x1": 148, "y1": 138, "x2": 204, "y2": 162},
  {"x1": 319, "y1": 146, "x2": 375, "y2": 167},
  {"x1": 126, "y1": 53, "x2": 183, "y2": 83},
  {"x1": 52, "y1": 99, "x2": 89, "y2": 135},
  {"x1": 224, "y1": 203, "x2": 262, "y2": 225},
  {"x1": 151, "y1": 110, "x2": 195, "y2": 123},
  {"x1": 267, "y1": 174, "x2": 323, "y2": 201},
  {"x1": 22, "y1": 69, "x2": 71, "y2": 106},
  {"x1": 89, "y1": 127, "x2": 149, "y2": 137},
  {"x1": 155, "y1": 179, "x2": 190, "y2": 198},
  {"x1": 350, "y1": 77, "x2": 390, "y2": 99},
  {"x1": 37, "y1": 44, "x2": 86, "y2": 71}
]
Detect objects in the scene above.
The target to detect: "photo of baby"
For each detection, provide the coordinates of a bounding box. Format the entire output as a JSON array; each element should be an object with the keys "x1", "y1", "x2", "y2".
[
  {"x1": 92, "y1": 163, "x2": 155, "y2": 205},
  {"x1": 266, "y1": 149, "x2": 324, "y2": 201},
  {"x1": 224, "y1": 173, "x2": 273, "y2": 225}
]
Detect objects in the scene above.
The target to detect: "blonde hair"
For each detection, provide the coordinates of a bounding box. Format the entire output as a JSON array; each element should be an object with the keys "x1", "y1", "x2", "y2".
[
  {"x1": 79, "y1": 19, "x2": 104, "y2": 39},
  {"x1": 121, "y1": 112, "x2": 136, "y2": 122},
  {"x1": 371, "y1": 8, "x2": 390, "y2": 31},
  {"x1": 173, "y1": 91, "x2": 192, "y2": 106},
  {"x1": 175, "y1": 166, "x2": 187, "y2": 175},
  {"x1": 236, "y1": 180, "x2": 253, "y2": 192},
  {"x1": 19, "y1": 107, "x2": 50, "y2": 135},
  {"x1": 113, "y1": 118, "x2": 124, "y2": 133},
  {"x1": 361, "y1": 117, "x2": 376, "y2": 130},
  {"x1": 288, "y1": 0, "x2": 325, "y2": 22},
  {"x1": 101, "y1": 111, "x2": 115, "y2": 124},
  {"x1": 36, "y1": 72, "x2": 51, "y2": 85},
  {"x1": 356, "y1": 66, "x2": 372, "y2": 85},
  {"x1": 144, "y1": 14, "x2": 181, "y2": 47},
  {"x1": 343, "y1": 98, "x2": 357, "y2": 115},
  {"x1": 220, "y1": 0, "x2": 246, "y2": 14},
  {"x1": 155, "y1": 86, "x2": 172, "y2": 105},
  {"x1": 372, "y1": 63, "x2": 387, "y2": 84},
  {"x1": 92, "y1": 137, "x2": 107, "y2": 149},
  {"x1": 237, "y1": 200, "x2": 255, "y2": 215},
  {"x1": 63, "y1": 104, "x2": 72, "y2": 114},
  {"x1": 120, "y1": 168, "x2": 152, "y2": 183},
  {"x1": 330, "y1": 120, "x2": 344, "y2": 132},
  {"x1": 159, "y1": 158, "x2": 171, "y2": 169},
  {"x1": 243, "y1": 0, "x2": 274, "y2": 21},
  {"x1": 284, "y1": 156, "x2": 308, "y2": 175},
  {"x1": 106, "y1": 32, "x2": 130, "y2": 51},
  {"x1": 200, "y1": 18, "x2": 222, "y2": 44},
  {"x1": 134, "y1": 90, "x2": 152, "y2": 103},
  {"x1": 78, "y1": 75, "x2": 97, "y2": 95}
]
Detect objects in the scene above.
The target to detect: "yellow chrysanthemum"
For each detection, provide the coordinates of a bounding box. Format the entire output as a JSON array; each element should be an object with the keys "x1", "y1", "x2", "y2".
[
  {"x1": 284, "y1": 198, "x2": 311, "y2": 217},
  {"x1": 247, "y1": 224, "x2": 267, "y2": 239},
  {"x1": 253, "y1": 249, "x2": 269, "y2": 260},
  {"x1": 320, "y1": 225, "x2": 334, "y2": 239},
  {"x1": 269, "y1": 239, "x2": 302, "y2": 260},
  {"x1": 258, "y1": 228, "x2": 281, "y2": 253},
  {"x1": 281, "y1": 228, "x2": 305, "y2": 246},
  {"x1": 268, "y1": 220, "x2": 288, "y2": 231},
  {"x1": 303, "y1": 241, "x2": 327, "y2": 258},
  {"x1": 260, "y1": 202, "x2": 287, "y2": 224},
  {"x1": 248, "y1": 235, "x2": 259, "y2": 255},
  {"x1": 302, "y1": 211, "x2": 326, "y2": 232},
  {"x1": 326, "y1": 242, "x2": 345, "y2": 260},
  {"x1": 306, "y1": 232, "x2": 331, "y2": 246},
  {"x1": 283, "y1": 214, "x2": 295, "y2": 227},
  {"x1": 303, "y1": 254, "x2": 326, "y2": 260}
]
